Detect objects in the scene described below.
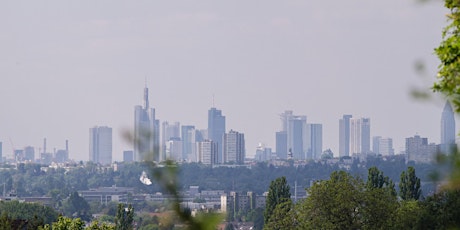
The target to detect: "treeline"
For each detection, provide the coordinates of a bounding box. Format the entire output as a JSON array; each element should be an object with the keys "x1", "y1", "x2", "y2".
[
  {"x1": 262, "y1": 167, "x2": 460, "y2": 230},
  {"x1": 0, "y1": 156, "x2": 436, "y2": 199}
]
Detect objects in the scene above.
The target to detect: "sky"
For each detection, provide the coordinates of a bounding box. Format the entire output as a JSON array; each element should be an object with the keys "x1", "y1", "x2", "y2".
[{"x1": 0, "y1": 0, "x2": 453, "y2": 161}]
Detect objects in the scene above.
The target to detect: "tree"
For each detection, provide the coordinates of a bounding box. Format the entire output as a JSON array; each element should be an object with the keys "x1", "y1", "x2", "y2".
[
  {"x1": 63, "y1": 191, "x2": 91, "y2": 221},
  {"x1": 399, "y1": 166, "x2": 421, "y2": 200},
  {"x1": 263, "y1": 176, "x2": 291, "y2": 226},
  {"x1": 115, "y1": 203, "x2": 134, "y2": 230},
  {"x1": 263, "y1": 200, "x2": 296, "y2": 230},
  {"x1": 296, "y1": 171, "x2": 364, "y2": 230}
]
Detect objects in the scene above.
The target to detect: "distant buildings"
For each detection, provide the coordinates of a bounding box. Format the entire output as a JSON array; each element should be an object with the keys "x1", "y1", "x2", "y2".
[
  {"x1": 405, "y1": 135, "x2": 437, "y2": 163},
  {"x1": 373, "y1": 136, "x2": 394, "y2": 156},
  {"x1": 339, "y1": 115, "x2": 353, "y2": 157},
  {"x1": 349, "y1": 118, "x2": 371, "y2": 157},
  {"x1": 89, "y1": 126, "x2": 112, "y2": 165},
  {"x1": 134, "y1": 85, "x2": 160, "y2": 162},
  {"x1": 208, "y1": 108, "x2": 226, "y2": 163},
  {"x1": 162, "y1": 121, "x2": 181, "y2": 161},
  {"x1": 196, "y1": 140, "x2": 218, "y2": 165},
  {"x1": 223, "y1": 130, "x2": 245, "y2": 164},
  {"x1": 181, "y1": 125, "x2": 197, "y2": 162},
  {"x1": 306, "y1": 124, "x2": 322, "y2": 160},
  {"x1": 275, "y1": 131, "x2": 288, "y2": 159},
  {"x1": 274, "y1": 110, "x2": 322, "y2": 160},
  {"x1": 440, "y1": 101, "x2": 456, "y2": 154}
]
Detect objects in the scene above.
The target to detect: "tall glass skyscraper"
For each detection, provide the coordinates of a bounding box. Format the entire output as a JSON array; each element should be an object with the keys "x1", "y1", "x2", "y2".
[
  {"x1": 339, "y1": 115, "x2": 352, "y2": 157},
  {"x1": 208, "y1": 108, "x2": 226, "y2": 163},
  {"x1": 441, "y1": 101, "x2": 456, "y2": 145},
  {"x1": 134, "y1": 86, "x2": 160, "y2": 162},
  {"x1": 89, "y1": 126, "x2": 112, "y2": 165}
]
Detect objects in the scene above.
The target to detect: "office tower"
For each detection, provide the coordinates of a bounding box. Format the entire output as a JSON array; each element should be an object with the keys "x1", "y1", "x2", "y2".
[
  {"x1": 372, "y1": 136, "x2": 381, "y2": 154},
  {"x1": 134, "y1": 85, "x2": 160, "y2": 162},
  {"x1": 208, "y1": 108, "x2": 226, "y2": 163},
  {"x1": 280, "y1": 110, "x2": 294, "y2": 132},
  {"x1": 379, "y1": 137, "x2": 394, "y2": 156},
  {"x1": 196, "y1": 140, "x2": 218, "y2": 165},
  {"x1": 89, "y1": 126, "x2": 112, "y2": 165},
  {"x1": 0, "y1": 142, "x2": 3, "y2": 162},
  {"x1": 441, "y1": 101, "x2": 456, "y2": 145},
  {"x1": 255, "y1": 143, "x2": 272, "y2": 162},
  {"x1": 223, "y1": 130, "x2": 245, "y2": 164},
  {"x1": 162, "y1": 121, "x2": 181, "y2": 160},
  {"x1": 287, "y1": 115, "x2": 307, "y2": 160},
  {"x1": 306, "y1": 124, "x2": 323, "y2": 160},
  {"x1": 123, "y1": 150, "x2": 134, "y2": 162},
  {"x1": 165, "y1": 137, "x2": 183, "y2": 162},
  {"x1": 181, "y1": 125, "x2": 196, "y2": 162},
  {"x1": 406, "y1": 135, "x2": 437, "y2": 163},
  {"x1": 339, "y1": 115, "x2": 353, "y2": 157},
  {"x1": 349, "y1": 118, "x2": 370, "y2": 157},
  {"x1": 275, "y1": 131, "x2": 288, "y2": 159}
]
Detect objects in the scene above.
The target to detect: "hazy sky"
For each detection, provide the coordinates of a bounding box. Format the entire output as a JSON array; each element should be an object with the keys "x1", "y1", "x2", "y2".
[{"x1": 0, "y1": 1, "x2": 452, "y2": 161}]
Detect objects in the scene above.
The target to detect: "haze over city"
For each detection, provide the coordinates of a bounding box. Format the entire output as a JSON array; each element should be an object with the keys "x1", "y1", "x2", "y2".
[{"x1": 0, "y1": 1, "x2": 453, "y2": 161}]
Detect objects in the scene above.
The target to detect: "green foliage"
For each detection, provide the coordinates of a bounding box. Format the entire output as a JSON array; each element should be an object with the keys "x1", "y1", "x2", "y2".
[
  {"x1": 263, "y1": 176, "x2": 291, "y2": 226},
  {"x1": 0, "y1": 200, "x2": 58, "y2": 226},
  {"x1": 63, "y1": 191, "x2": 92, "y2": 221},
  {"x1": 115, "y1": 203, "x2": 134, "y2": 230},
  {"x1": 263, "y1": 200, "x2": 295, "y2": 230},
  {"x1": 434, "y1": 0, "x2": 460, "y2": 112},
  {"x1": 399, "y1": 166, "x2": 421, "y2": 200}
]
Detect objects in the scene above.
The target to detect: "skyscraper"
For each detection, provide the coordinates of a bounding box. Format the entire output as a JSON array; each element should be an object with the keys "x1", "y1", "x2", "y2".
[
  {"x1": 89, "y1": 126, "x2": 112, "y2": 165},
  {"x1": 162, "y1": 121, "x2": 181, "y2": 160},
  {"x1": 181, "y1": 125, "x2": 196, "y2": 162},
  {"x1": 134, "y1": 85, "x2": 160, "y2": 162},
  {"x1": 441, "y1": 101, "x2": 456, "y2": 145},
  {"x1": 208, "y1": 107, "x2": 226, "y2": 163},
  {"x1": 350, "y1": 118, "x2": 371, "y2": 157},
  {"x1": 287, "y1": 115, "x2": 307, "y2": 160},
  {"x1": 306, "y1": 124, "x2": 322, "y2": 160},
  {"x1": 196, "y1": 140, "x2": 218, "y2": 165},
  {"x1": 373, "y1": 136, "x2": 394, "y2": 156},
  {"x1": 339, "y1": 115, "x2": 352, "y2": 157},
  {"x1": 275, "y1": 131, "x2": 287, "y2": 159},
  {"x1": 223, "y1": 130, "x2": 245, "y2": 164}
]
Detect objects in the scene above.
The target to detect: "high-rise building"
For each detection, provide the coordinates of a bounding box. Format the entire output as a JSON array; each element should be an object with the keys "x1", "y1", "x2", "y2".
[
  {"x1": 89, "y1": 126, "x2": 112, "y2": 165},
  {"x1": 275, "y1": 131, "x2": 288, "y2": 159},
  {"x1": 181, "y1": 125, "x2": 196, "y2": 162},
  {"x1": 208, "y1": 108, "x2": 226, "y2": 163},
  {"x1": 406, "y1": 135, "x2": 437, "y2": 163},
  {"x1": 0, "y1": 142, "x2": 2, "y2": 162},
  {"x1": 287, "y1": 115, "x2": 307, "y2": 160},
  {"x1": 350, "y1": 118, "x2": 371, "y2": 157},
  {"x1": 373, "y1": 136, "x2": 394, "y2": 156},
  {"x1": 441, "y1": 101, "x2": 456, "y2": 145},
  {"x1": 162, "y1": 121, "x2": 181, "y2": 160},
  {"x1": 165, "y1": 137, "x2": 183, "y2": 162},
  {"x1": 134, "y1": 85, "x2": 160, "y2": 162},
  {"x1": 223, "y1": 130, "x2": 245, "y2": 164},
  {"x1": 196, "y1": 140, "x2": 218, "y2": 165},
  {"x1": 306, "y1": 124, "x2": 322, "y2": 160},
  {"x1": 339, "y1": 115, "x2": 353, "y2": 157}
]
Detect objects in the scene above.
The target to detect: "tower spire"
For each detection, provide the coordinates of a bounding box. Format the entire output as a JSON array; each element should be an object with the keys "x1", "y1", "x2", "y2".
[{"x1": 143, "y1": 81, "x2": 149, "y2": 110}]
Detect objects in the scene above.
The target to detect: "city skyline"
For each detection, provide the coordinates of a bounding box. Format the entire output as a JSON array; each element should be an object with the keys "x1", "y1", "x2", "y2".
[{"x1": 0, "y1": 1, "x2": 455, "y2": 161}]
